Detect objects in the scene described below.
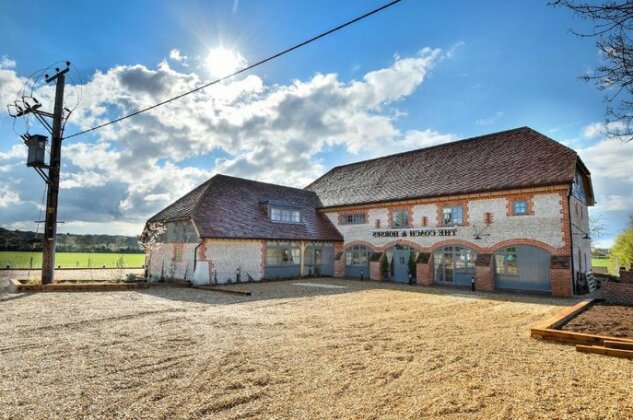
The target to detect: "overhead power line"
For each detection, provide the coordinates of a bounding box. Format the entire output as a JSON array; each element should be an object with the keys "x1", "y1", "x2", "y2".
[{"x1": 63, "y1": 0, "x2": 403, "y2": 140}]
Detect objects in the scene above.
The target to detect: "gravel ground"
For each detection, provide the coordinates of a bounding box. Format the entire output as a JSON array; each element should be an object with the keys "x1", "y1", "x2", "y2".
[
  {"x1": 1, "y1": 279, "x2": 632, "y2": 419},
  {"x1": 562, "y1": 303, "x2": 633, "y2": 338}
]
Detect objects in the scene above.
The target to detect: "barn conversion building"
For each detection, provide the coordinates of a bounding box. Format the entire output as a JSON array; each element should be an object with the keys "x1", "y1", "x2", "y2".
[{"x1": 142, "y1": 127, "x2": 595, "y2": 297}]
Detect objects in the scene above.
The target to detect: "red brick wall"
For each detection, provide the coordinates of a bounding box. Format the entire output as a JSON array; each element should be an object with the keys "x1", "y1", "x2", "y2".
[
  {"x1": 370, "y1": 260, "x2": 382, "y2": 281},
  {"x1": 415, "y1": 252, "x2": 433, "y2": 286},
  {"x1": 551, "y1": 267, "x2": 573, "y2": 297},
  {"x1": 600, "y1": 281, "x2": 633, "y2": 305},
  {"x1": 475, "y1": 266, "x2": 494, "y2": 291}
]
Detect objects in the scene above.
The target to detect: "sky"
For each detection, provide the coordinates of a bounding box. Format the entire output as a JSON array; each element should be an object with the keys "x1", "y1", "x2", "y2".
[{"x1": 0, "y1": 0, "x2": 632, "y2": 248}]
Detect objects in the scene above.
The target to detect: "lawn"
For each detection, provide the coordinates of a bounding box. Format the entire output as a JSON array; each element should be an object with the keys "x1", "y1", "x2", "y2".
[
  {"x1": 0, "y1": 251, "x2": 145, "y2": 269},
  {"x1": 592, "y1": 257, "x2": 611, "y2": 268},
  {"x1": 1, "y1": 280, "x2": 631, "y2": 418}
]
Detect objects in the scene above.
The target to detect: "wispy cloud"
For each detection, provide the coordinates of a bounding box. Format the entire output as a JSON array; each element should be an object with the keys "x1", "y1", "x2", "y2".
[
  {"x1": 475, "y1": 111, "x2": 504, "y2": 126},
  {"x1": 0, "y1": 55, "x2": 16, "y2": 69}
]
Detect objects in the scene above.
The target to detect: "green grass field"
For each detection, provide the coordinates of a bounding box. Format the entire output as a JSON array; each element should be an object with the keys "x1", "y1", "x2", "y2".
[
  {"x1": 0, "y1": 252, "x2": 145, "y2": 269},
  {"x1": 592, "y1": 258, "x2": 611, "y2": 268}
]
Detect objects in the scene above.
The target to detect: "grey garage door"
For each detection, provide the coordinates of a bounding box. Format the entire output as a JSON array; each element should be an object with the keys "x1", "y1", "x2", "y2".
[{"x1": 494, "y1": 245, "x2": 551, "y2": 292}]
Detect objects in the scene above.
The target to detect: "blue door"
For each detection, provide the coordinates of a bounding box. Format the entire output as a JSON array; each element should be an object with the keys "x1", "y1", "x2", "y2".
[
  {"x1": 321, "y1": 246, "x2": 334, "y2": 276},
  {"x1": 392, "y1": 247, "x2": 411, "y2": 283},
  {"x1": 495, "y1": 246, "x2": 551, "y2": 292}
]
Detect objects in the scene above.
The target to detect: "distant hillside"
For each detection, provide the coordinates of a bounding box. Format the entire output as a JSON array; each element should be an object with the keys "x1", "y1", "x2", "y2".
[{"x1": 0, "y1": 227, "x2": 143, "y2": 253}]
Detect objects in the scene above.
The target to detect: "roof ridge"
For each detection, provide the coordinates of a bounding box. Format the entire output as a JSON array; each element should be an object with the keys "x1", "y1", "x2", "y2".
[{"x1": 215, "y1": 173, "x2": 313, "y2": 193}]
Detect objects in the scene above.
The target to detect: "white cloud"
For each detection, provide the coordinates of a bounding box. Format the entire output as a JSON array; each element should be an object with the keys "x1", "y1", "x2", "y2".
[
  {"x1": 0, "y1": 55, "x2": 16, "y2": 69},
  {"x1": 0, "y1": 185, "x2": 20, "y2": 208},
  {"x1": 0, "y1": 144, "x2": 26, "y2": 161},
  {"x1": 169, "y1": 49, "x2": 189, "y2": 67},
  {"x1": 445, "y1": 41, "x2": 465, "y2": 59},
  {"x1": 1, "y1": 46, "x2": 457, "y2": 234},
  {"x1": 582, "y1": 121, "x2": 627, "y2": 139},
  {"x1": 577, "y1": 135, "x2": 633, "y2": 246}
]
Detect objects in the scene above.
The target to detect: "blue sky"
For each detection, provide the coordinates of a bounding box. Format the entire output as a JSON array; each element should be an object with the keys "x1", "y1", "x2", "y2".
[{"x1": 1, "y1": 0, "x2": 632, "y2": 247}]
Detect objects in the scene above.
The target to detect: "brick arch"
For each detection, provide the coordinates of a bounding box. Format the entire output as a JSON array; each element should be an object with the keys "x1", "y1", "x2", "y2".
[
  {"x1": 429, "y1": 239, "x2": 485, "y2": 254},
  {"x1": 489, "y1": 239, "x2": 559, "y2": 255},
  {"x1": 343, "y1": 240, "x2": 377, "y2": 252},
  {"x1": 380, "y1": 239, "x2": 427, "y2": 253}
]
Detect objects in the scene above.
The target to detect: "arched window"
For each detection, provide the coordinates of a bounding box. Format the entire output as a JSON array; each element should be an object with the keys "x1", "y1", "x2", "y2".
[{"x1": 345, "y1": 245, "x2": 371, "y2": 266}]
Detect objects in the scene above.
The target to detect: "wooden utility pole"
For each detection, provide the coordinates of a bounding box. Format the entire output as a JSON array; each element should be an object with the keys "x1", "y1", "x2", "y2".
[{"x1": 41, "y1": 65, "x2": 70, "y2": 284}]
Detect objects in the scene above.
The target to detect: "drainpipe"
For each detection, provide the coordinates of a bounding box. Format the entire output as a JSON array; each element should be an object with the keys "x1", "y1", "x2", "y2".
[
  {"x1": 567, "y1": 189, "x2": 576, "y2": 295},
  {"x1": 193, "y1": 239, "x2": 204, "y2": 273}
]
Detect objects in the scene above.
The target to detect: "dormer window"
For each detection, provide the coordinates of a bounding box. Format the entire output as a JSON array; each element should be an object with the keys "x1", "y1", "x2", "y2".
[{"x1": 269, "y1": 205, "x2": 302, "y2": 223}]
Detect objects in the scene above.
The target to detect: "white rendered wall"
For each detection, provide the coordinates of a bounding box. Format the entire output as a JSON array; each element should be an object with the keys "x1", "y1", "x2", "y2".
[
  {"x1": 204, "y1": 239, "x2": 263, "y2": 284},
  {"x1": 147, "y1": 243, "x2": 197, "y2": 281},
  {"x1": 326, "y1": 192, "x2": 566, "y2": 251}
]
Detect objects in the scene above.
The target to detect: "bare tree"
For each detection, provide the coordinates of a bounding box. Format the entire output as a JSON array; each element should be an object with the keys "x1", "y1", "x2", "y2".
[
  {"x1": 552, "y1": 1, "x2": 633, "y2": 141},
  {"x1": 590, "y1": 215, "x2": 607, "y2": 238}
]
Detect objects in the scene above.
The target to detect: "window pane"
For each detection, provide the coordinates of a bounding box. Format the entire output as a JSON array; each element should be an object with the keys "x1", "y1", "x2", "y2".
[
  {"x1": 346, "y1": 246, "x2": 370, "y2": 266},
  {"x1": 454, "y1": 207, "x2": 463, "y2": 224},
  {"x1": 513, "y1": 201, "x2": 527, "y2": 215},
  {"x1": 442, "y1": 208, "x2": 452, "y2": 225},
  {"x1": 495, "y1": 248, "x2": 518, "y2": 275},
  {"x1": 392, "y1": 210, "x2": 409, "y2": 228},
  {"x1": 342, "y1": 213, "x2": 365, "y2": 224}
]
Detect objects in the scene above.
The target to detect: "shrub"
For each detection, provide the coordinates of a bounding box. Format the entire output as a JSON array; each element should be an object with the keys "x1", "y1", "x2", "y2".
[{"x1": 381, "y1": 253, "x2": 389, "y2": 278}]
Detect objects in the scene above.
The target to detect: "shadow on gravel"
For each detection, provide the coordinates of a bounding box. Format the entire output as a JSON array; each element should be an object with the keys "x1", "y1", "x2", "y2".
[{"x1": 134, "y1": 278, "x2": 579, "y2": 307}]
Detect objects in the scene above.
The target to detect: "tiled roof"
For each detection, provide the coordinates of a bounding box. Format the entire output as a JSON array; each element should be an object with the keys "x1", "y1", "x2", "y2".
[
  {"x1": 151, "y1": 174, "x2": 342, "y2": 241},
  {"x1": 305, "y1": 127, "x2": 585, "y2": 208},
  {"x1": 147, "y1": 179, "x2": 212, "y2": 223}
]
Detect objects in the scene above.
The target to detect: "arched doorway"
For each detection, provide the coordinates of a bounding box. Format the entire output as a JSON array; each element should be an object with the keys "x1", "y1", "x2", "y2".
[
  {"x1": 433, "y1": 246, "x2": 476, "y2": 286},
  {"x1": 384, "y1": 245, "x2": 416, "y2": 283},
  {"x1": 494, "y1": 245, "x2": 551, "y2": 292}
]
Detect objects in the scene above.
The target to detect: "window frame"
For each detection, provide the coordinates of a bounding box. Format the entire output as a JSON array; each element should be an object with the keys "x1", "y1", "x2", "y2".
[
  {"x1": 495, "y1": 247, "x2": 519, "y2": 276},
  {"x1": 269, "y1": 205, "x2": 303, "y2": 224},
  {"x1": 512, "y1": 200, "x2": 528, "y2": 216},
  {"x1": 441, "y1": 206, "x2": 464, "y2": 226},
  {"x1": 345, "y1": 245, "x2": 371, "y2": 267},
  {"x1": 265, "y1": 241, "x2": 301, "y2": 267},
  {"x1": 340, "y1": 213, "x2": 366, "y2": 225},
  {"x1": 391, "y1": 210, "x2": 410, "y2": 228}
]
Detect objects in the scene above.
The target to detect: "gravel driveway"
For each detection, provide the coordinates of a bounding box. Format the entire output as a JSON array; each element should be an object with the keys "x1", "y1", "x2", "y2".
[{"x1": 1, "y1": 279, "x2": 631, "y2": 419}]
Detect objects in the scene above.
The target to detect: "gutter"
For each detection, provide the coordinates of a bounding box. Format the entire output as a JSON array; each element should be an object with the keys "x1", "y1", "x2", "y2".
[{"x1": 567, "y1": 187, "x2": 576, "y2": 295}]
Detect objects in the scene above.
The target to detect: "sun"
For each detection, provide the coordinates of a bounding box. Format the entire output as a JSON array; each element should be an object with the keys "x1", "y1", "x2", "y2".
[{"x1": 205, "y1": 47, "x2": 247, "y2": 79}]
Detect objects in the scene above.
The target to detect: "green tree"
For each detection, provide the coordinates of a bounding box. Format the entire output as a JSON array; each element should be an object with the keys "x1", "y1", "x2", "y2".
[
  {"x1": 407, "y1": 252, "x2": 417, "y2": 277},
  {"x1": 381, "y1": 253, "x2": 389, "y2": 279},
  {"x1": 611, "y1": 228, "x2": 633, "y2": 271}
]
